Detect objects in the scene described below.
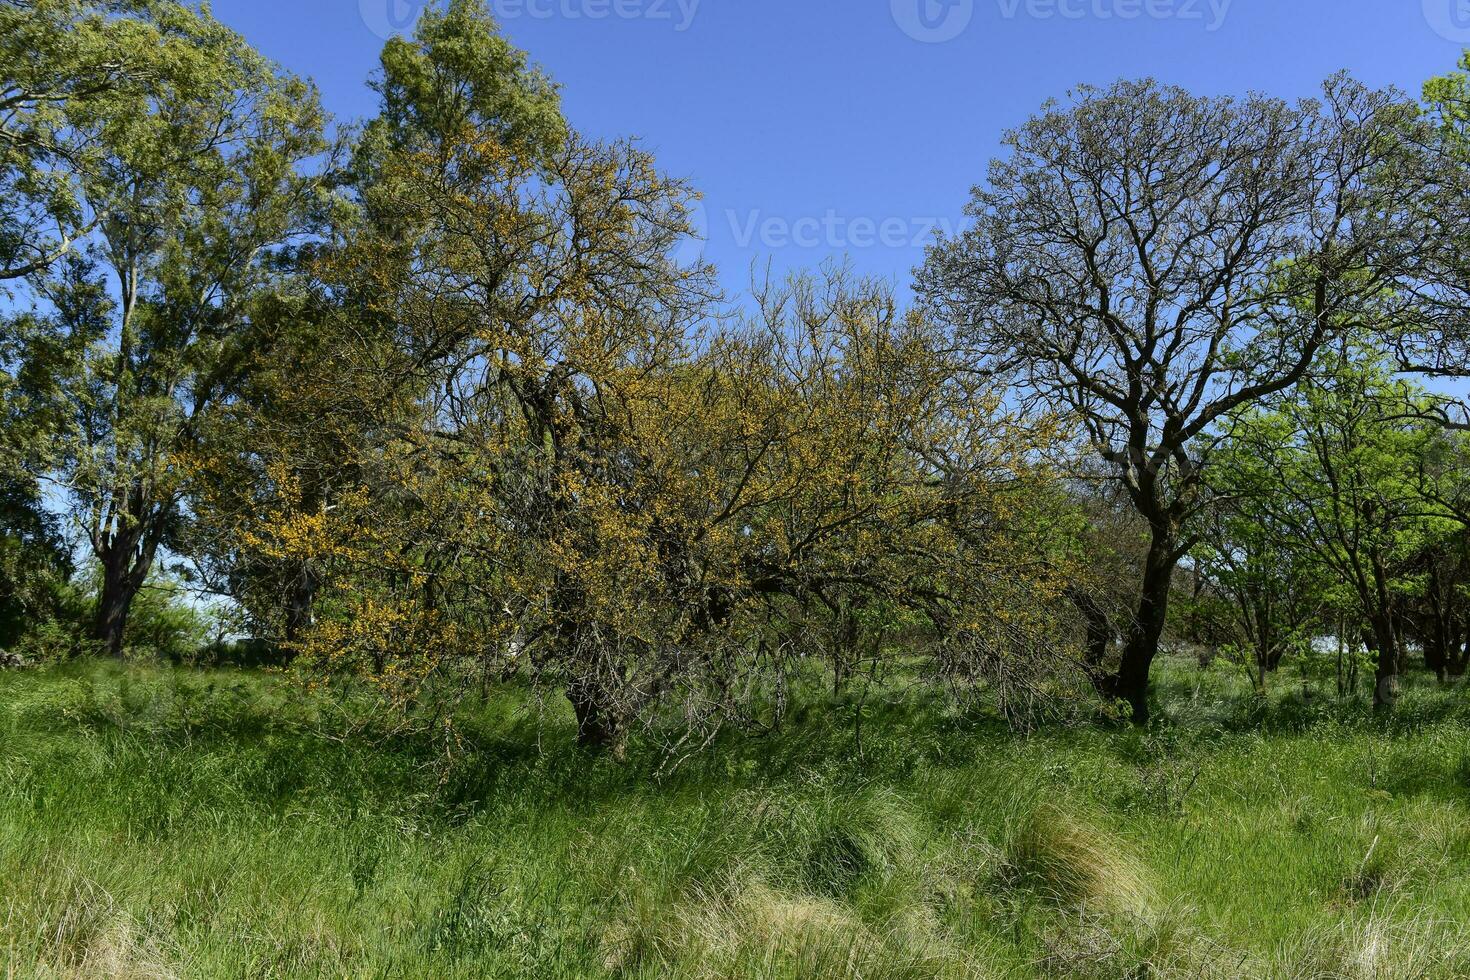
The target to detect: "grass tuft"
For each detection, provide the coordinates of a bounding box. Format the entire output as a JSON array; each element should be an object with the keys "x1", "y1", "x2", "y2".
[{"x1": 1002, "y1": 803, "x2": 1157, "y2": 917}]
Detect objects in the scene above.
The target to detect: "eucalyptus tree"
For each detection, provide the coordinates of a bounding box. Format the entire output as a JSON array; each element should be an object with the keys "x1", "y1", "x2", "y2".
[
  {"x1": 917, "y1": 77, "x2": 1432, "y2": 722},
  {"x1": 3, "y1": 1, "x2": 330, "y2": 655},
  {"x1": 1, "y1": 0, "x2": 201, "y2": 282}
]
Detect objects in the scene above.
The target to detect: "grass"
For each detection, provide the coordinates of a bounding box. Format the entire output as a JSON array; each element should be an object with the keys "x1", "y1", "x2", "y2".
[{"x1": 2, "y1": 657, "x2": 1469, "y2": 978}]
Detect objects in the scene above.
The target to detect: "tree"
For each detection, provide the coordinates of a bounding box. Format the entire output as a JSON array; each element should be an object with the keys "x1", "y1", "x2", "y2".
[
  {"x1": 3, "y1": 1, "x2": 330, "y2": 655},
  {"x1": 0, "y1": 474, "x2": 70, "y2": 650},
  {"x1": 1, "y1": 0, "x2": 209, "y2": 282},
  {"x1": 182, "y1": 0, "x2": 562, "y2": 653},
  {"x1": 178, "y1": 289, "x2": 353, "y2": 649},
  {"x1": 1402, "y1": 525, "x2": 1470, "y2": 682},
  {"x1": 0, "y1": 267, "x2": 73, "y2": 648},
  {"x1": 234, "y1": 0, "x2": 716, "y2": 751},
  {"x1": 917, "y1": 77, "x2": 1431, "y2": 722},
  {"x1": 1186, "y1": 489, "x2": 1328, "y2": 696},
  {"x1": 1402, "y1": 427, "x2": 1470, "y2": 680},
  {"x1": 212, "y1": 4, "x2": 1074, "y2": 754},
  {"x1": 266, "y1": 262, "x2": 1070, "y2": 754},
  {"x1": 1390, "y1": 53, "x2": 1470, "y2": 405},
  {"x1": 1208, "y1": 343, "x2": 1453, "y2": 707}
]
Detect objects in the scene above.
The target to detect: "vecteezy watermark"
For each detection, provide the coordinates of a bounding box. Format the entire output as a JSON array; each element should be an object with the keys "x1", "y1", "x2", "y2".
[
  {"x1": 894, "y1": 0, "x2": 1231, "y2": 41},
  {"x1": 676, "y1": 208, "x2": 963, "y2": 262},
  {"x1": 727, "y1": 210, "x2": 962, "y2": 251},
  {"x1": 360, "y1": 0, "x2": 425, "y2": 38},
  {"x1": 998, "y1": 0, "x2": 1231, "y2": 30},
  {"x1": 359, "y1": 0, "x2": 701, "y2": 41},
  {"x1": 891, "y1": 0, "x2": 976, "y2": 43},
  {"x1": 1424, "y1": 0, "x2": 1470, "y2": 43}
]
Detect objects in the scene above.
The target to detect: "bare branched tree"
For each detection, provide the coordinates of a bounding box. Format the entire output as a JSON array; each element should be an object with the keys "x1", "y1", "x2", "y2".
[{"x1": 917, "y1": 76, "x2": 1432, "y2": 722}]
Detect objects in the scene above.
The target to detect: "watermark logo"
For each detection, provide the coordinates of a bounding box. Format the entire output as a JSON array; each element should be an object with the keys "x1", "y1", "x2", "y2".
[
  {"x1": 1425, "y1": 0, "x2": 1470, "y2": 43},
  {"x1": 891, "y1": 0, "x2": 976, "y2": 43},
  {"x1": 895, "y1": 0, "x2": 1232, "y2": 42},
  {"x1": 999, "y1": 0, "x2": 1231, "y2": 31},
  {"x1": 360, "y1": 0, "x2": 429, "y2": 39},
  {"x1": 672, "y1": 199, "x2": 709, "y2": 267},
  {"x1": 360, "y1": 0, "x2": 701, "y2": 41},
  {"x1": 696, "y1": 207, "x2": 964, "y2": 253}
]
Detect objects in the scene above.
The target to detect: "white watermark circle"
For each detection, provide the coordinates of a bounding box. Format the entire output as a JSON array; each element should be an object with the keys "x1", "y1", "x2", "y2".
[
  {"x1": 360, "y1": 0, "x2": 432, "y2": 40},
  {"x1": 1425, "y1": 0, "x2": 1470, "y2": 43},
  {"x1": 891, "y1": 0, "x2": 975, "y2": 43}
]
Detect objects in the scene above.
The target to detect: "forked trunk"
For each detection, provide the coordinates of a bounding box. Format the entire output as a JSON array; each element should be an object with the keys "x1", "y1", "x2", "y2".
[{"x1": 93, "y1": 548, "x2": 144, "y2": 658}]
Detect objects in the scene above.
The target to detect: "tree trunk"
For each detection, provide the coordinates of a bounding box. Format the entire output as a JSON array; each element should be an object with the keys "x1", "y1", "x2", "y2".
[
  {"x1": 1368, "y1": 554, "x2": 1400, "y2": 709},
  {"x1": 1114, "y1": 525, "x2": 1178, "y2": 725},
  {"x1": 1424, "y1": 620, "x2": 1448, "y2": 684},
  {"x1": 1069, "y1": 589, "x2": 1113, "y2": 673},
  {"x1": 1449, "y1": 623, "x2": 1470, "y2": 679},
  {"x1": 1424, "y1": 564, "x2": 1450, "y2": 683},
  {"x1": 93, "y1": 547, "x2": 144, "y2": 658},
  {"x1": 282, "y1": 566, "x2": 318, "y2": 647},
  {"x1": 567, "y1": 679, "x2": 627, "y2": 760},
  {"x1": 1368, "y1": 612, "x2": 1399, "y2": 709},
  {"x1": 1392, "y1": 612, "x2": 1409, "y2": 678},
  {"x1": 1336, "y1": 622, "x2": 1347, "y2": 698}
]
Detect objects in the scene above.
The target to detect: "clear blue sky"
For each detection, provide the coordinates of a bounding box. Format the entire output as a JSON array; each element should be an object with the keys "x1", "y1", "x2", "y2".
[{"x1": 207, "y1": 0, "x2": 1468, "y2": 298}]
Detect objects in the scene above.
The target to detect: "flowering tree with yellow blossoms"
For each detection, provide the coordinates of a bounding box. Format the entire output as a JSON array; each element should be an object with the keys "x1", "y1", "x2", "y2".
[{"x1": 190, "y1": 0, "x2": 1080, "y2": 755}]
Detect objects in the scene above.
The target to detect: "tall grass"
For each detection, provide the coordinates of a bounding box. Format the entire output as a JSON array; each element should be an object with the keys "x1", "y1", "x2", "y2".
[{"x1": 2, "y1": 658, "x2": 1468, "y2": 977}]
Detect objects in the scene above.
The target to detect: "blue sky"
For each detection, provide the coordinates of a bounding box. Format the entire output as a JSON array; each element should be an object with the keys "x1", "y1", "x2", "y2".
[{"x1": 206, "y1": 0, "x2": 1470, "y2": 298}]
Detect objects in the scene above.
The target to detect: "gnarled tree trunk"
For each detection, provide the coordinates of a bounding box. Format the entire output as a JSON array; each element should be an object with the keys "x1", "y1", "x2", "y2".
[
  {"x1": 567, "y1": 677, "x2": 628, "y2": 760},
  {"x1": 1112, "y1": 524, "x2": 1179, "y2": 725}
]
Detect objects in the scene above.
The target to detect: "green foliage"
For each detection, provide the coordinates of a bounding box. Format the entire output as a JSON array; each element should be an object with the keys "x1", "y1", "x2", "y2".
[
  {"x1": 362, "y1": 0, "x2": 565, "y2": 167},
  {"x1": 119, "y1": 575, "x2": 215, "y2": 662},
  {"x1": 3, "y1": 0, "x2": 1470, "y2": 771},
  {"x1": 5, "y1": 23, "x2": 1470, "y2": 980},
  {"x1": 1202, "y1": 339, "x2": 1460, "y2": 697},
  {"x1": 4, "y1": 567, "x2": 215, "y2": 664},
  {"x1": 1, "y1": 0, "x2": 334, "y2": 654},
  {"x1": 0, "y1": 475, "x2": 70, "y2": 649}
]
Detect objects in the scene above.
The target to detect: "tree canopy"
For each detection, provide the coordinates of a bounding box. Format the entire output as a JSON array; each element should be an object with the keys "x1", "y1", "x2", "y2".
[{"x1": 3, "y1": 0, "x2": 1470, "y2": 749}]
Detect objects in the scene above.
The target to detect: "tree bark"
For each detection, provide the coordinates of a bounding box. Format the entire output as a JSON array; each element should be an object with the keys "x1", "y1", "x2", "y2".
[
  {"x1": 92, "y1": 544, "x2": 147, "y2": 658},
  {"x1": 1368, "y1": 553, "x2": 1401, "y2": 709},
  {"x1": 1368, "y1": 612, "x2": 1400, "y2": 709},
  {"x1": 567, "y1": 680, "x2": 627, "y2": 760},
  {"x1": 282, "y1": 566, "x2": 318, "y2": 647},
  {"x1": 1449, "y1": 623, "x2": 1470, "y2": 679},
  {"x1": 1424, "y1": 618, "x2": 1448, "y2": 684},
  {"x1": 1069, "y1": 588, "x2": 1113, "y2": 673},
  {"x1": 1113, "y1": 524, "x2": 1178, "y2": 725}
]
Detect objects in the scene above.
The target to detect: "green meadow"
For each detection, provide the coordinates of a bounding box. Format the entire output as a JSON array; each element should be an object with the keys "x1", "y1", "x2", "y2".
[{"x1": 3, "y1": 660, "x2": 1468, "y2": 979}]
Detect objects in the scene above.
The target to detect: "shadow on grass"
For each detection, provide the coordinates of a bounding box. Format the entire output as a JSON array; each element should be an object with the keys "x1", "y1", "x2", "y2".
[{"x1": 5, "y1": 655, "x2": 1469, "y2": 826}]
